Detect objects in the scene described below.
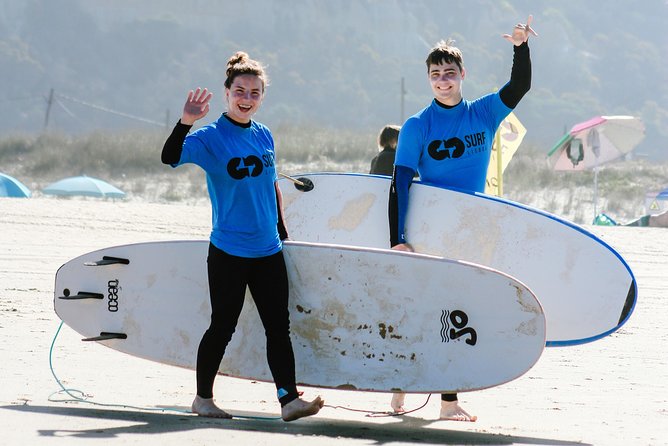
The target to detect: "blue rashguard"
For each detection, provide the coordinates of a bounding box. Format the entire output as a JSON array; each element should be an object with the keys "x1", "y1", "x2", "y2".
[
  {"x1": 175, "y1": 114, "x2": 280, "y2": 258},
  {"x1": 389, "y1": 94, "x2": 510, "y2": 246},
  {"x1": 395, "y1": 93, "x2": 511, "y2": 192},
  {"x1": 389, "y1": 42, "x2": 532, "y2": 246}
]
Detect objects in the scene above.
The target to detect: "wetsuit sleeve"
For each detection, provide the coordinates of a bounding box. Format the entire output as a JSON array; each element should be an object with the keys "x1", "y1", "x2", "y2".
[
  {"x1": 277, "y1": 206, "x2": 288, "y2": 240},
  {"x1": 161, "y1": 120, "x2": 192, "y2": 165},
  {"x1": 388, "y1": 165, "x2": 416, "y2": 246},
  {"x1": 499, "y1": 42, "x2": 531, "y2": 109},
  {"x1": 275, "y1": 182, "x2": 289, "y2": 240}
]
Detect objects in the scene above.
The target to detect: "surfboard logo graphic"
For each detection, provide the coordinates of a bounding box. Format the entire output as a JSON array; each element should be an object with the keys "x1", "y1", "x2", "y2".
[
  {"x1": 441, "y1": 309, "x2": 477, "y2": 346},
  {"x1": 107, "y1": 279, "x2": 120, "y2": 313},
  {"x1": 441, "y1": 310, "x2": 451, "y2": 342}
]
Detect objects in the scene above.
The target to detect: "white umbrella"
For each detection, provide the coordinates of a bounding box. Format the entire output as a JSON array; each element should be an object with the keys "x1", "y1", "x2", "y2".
[
  {"x1": 547, "y1": 116, "x2": 645, "y2": 217},
  {"x1": 42, "y1": 175, "x2": 126, "y2": 198}
]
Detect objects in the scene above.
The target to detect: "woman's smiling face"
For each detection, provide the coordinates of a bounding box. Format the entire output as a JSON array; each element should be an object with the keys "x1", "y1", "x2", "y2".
[{"x1": 225, "y1": 74, "x2": 264, "y2": 123}]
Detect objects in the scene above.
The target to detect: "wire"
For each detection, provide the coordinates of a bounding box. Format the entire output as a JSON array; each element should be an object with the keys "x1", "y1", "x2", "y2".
[
  {"x1": 54, "y1": 97, "x2": 78, "y2": 120},
  {"x1": 55, "y1": 92, "x2": 165, "y2": 127},
  {"x1": 0, "y1": 95, "x2": 44, "y2": 104}
]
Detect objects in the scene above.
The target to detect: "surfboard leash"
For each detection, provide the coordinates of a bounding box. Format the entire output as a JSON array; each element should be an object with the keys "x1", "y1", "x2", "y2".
[
  {"x1": 48, "y1": 321, "x2": 283, "y2": 420},
  {"x1": 49, "y1": 321, "x2": 430, "y2": 420},
  {"x1": 48, "y1": 321, "x2": 188, "y2": 414},
  {"x1": 323, "y1": 394, "x2": 432, "y2": 418}
]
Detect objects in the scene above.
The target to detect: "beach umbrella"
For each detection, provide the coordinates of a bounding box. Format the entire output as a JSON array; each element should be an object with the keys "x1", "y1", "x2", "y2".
[
  {"x1": 42, "y1": 175, "x2": 125, "y2": 198},
  {"x1": 547, "y1": 115, "x2": 645, "y2": 217},
  {"x1": 0, "y1": 172, "x2": 31, "y2": 198}
]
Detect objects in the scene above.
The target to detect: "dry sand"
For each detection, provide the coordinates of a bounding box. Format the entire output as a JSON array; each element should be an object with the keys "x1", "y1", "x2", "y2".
[{"x1": 1, "y1": 196, "x2": 667, "y2": 445}]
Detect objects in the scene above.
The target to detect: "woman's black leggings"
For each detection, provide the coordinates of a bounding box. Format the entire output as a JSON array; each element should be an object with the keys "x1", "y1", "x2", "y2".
[{"x1": 195, "y1": 243, "x2": 298, "y2": 405}]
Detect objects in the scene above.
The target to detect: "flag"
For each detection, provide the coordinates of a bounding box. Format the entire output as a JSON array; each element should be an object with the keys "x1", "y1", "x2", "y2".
[{"x1": 485, "y1": 112, "x2": 526, "y2": 196}]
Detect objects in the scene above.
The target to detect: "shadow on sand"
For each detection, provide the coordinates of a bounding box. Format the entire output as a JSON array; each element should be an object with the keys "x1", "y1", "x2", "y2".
[{"x1": 2, "y1": 403, "x2": 589, "y2": 445}]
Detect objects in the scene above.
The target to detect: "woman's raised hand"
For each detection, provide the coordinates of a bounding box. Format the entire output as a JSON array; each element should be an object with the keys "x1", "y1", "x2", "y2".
[{"x1": 181, "y1": 87, "x2": 213, "y2": 125}]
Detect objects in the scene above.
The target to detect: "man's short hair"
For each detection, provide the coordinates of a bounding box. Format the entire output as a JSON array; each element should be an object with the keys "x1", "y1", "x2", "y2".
[{"x1": 425, "y1": 39, "x2": 464, "y2": 72}]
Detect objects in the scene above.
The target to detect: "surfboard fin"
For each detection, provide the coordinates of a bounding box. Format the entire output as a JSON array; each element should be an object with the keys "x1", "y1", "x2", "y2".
[
  {"x1": 58, "y1": 291, "x2": 104, "y2": 300},
  {"x1": 84, "y1": 256, "x2": 130, "y2": 266},
  {"x1": 82, "y1": 332, "x2": 128, "y2": 342},
  {"x1": 295, "y1": 177, "x2": 314, "y2": 192},
  {"x1": 279, "y1": 173, "x2": 314, "y2": 191},
  {"x1": 618, "y1": 282, "x2": 636, "y2": 325}
]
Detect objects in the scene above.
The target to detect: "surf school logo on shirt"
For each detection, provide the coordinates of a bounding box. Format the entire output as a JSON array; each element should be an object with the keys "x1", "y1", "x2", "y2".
[
  {"x1": 227, "y1": 155, "x2": 263, "y2": 179},
  {"x1": 427, "y1": 131, "x2": 487, "y2": 160},
  {"x1": 226, "y1": 153, "x2": 275, "y2": 180}
]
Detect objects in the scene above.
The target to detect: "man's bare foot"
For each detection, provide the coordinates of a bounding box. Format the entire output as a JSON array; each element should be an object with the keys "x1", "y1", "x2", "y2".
[
  {"x1": 391, "y1": 393, "x2": 406, "y2": 413},
  {"x1": 191, "y1": 395, "x2": 232, "y2": 419},
  {"x1": 281, "y1": 396, "x2": 324, "y2": 422},
  {"x1": 439, "y1": 400, "x2": 477, "y2": 422}
]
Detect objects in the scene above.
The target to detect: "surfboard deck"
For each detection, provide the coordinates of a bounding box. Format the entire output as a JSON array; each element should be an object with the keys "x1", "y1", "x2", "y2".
[
  {"x1": 278, "y1": 173, "x2": 637, "y2": 347},
  {"x1": 54, "y1": 240, "x2": 545, "y2": 393}
]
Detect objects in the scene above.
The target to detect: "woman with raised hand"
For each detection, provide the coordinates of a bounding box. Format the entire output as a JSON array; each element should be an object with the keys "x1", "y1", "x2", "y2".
[{"x1": 162, "y1": 51, "x2": 324, "y2": 422}]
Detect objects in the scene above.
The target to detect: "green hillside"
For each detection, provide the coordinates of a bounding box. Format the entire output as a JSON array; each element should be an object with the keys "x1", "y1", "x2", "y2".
[{"x1": 1, "y1": 0, "x2": 666, "y2": 159}]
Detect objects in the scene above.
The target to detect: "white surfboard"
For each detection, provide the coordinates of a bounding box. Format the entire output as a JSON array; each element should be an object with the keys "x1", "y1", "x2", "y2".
[
  {"x1": 54, "y1": 240, "x2": 545, "y2": 393},
  {"x1": 278, "y1": 173, "x2": 637, "y2": 347}
]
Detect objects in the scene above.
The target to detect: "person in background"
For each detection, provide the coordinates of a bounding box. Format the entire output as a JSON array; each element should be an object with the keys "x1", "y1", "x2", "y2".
[
  {"x1": 161, "y1": 51, "x2": 323, "y2": 422},
  {"x1": 388, "y1": 15, "x2": 537, "y2": 421},
  {"x1": 623, "y1": 209, "x2": 668, "y2": 227},
  {"x1": 369, "y1": 124, "x2": 401, "y2": 176}
]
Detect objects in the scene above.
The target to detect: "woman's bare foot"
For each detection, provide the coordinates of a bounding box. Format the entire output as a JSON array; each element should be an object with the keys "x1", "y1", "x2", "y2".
[
  {"x1": 191, "y1": 395, "x2": 233, "y2": 419},
  {"x1": 281, "y1": 396, "x2": 324, "y2": 422},
  {"x1": 439, "y1": 400, "x2": 477, "y2": 422},
  {"x1": 391, "y1": 393, "x2": 406, "y2": 413}
]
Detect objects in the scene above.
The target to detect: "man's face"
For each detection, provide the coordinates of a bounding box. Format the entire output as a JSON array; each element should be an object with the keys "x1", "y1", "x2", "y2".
[{"x1": 428, "y1": 61, "x2": 465, "y2": 106}]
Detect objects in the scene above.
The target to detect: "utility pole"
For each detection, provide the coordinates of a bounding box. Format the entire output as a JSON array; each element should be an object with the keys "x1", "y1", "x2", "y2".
[{"x1": 44, "y1": 88, "x2": 54, "y2": 130}]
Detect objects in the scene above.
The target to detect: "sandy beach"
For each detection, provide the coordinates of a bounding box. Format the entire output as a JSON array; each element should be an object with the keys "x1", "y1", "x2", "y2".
[{"x1": 1, "y1": 196, "x2": 667, "y2": 445}]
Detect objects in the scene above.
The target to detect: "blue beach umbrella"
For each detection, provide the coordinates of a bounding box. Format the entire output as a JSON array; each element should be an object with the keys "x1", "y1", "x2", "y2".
[
  {"x1": 42, "y1": 175, "x2": 125, "y2": 198},
  {"x1": 0, "y1": 172, "x2": 31, "y2": 198}
]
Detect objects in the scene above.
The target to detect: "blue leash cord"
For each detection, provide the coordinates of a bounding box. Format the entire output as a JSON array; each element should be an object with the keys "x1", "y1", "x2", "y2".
[
  {"x1": 48, "y1": 321, "x2": 281, "y2": 420},
  {"x1": 49, "y1": 321, "x2": 428, "y2": 419}
]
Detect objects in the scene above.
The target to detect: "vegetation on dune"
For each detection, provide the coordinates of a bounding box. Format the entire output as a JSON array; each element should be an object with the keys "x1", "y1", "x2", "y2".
[
  {"x1": 1, "y1": 130, "x2": 666, "y2": 225},
  {"x1": 1, "y1": 0, "x2": 667, "y2": 160}
]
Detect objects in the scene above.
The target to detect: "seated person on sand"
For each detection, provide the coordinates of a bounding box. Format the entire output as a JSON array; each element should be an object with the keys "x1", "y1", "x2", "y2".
[{"x1": 624, "y1": 209, "x2": 668, "y2": 227}]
